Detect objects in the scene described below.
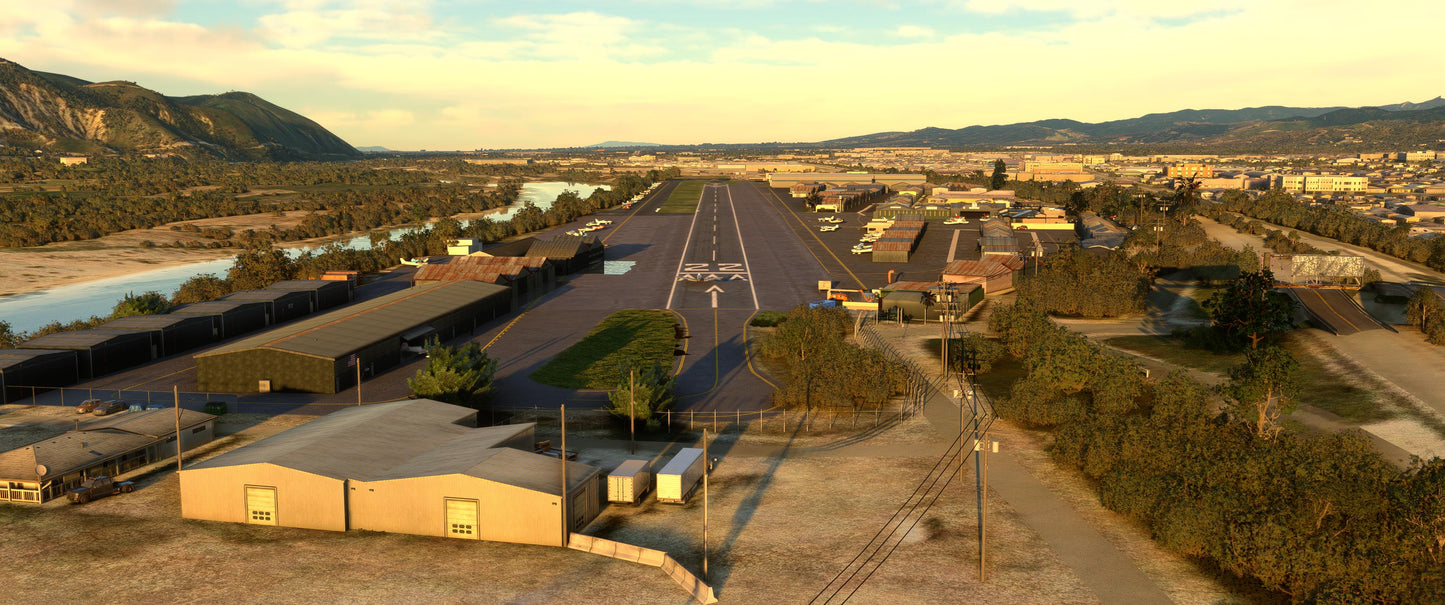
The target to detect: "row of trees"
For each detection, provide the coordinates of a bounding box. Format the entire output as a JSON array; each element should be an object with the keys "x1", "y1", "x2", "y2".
[
  {"x1": 985, "y1": 301, "x2": 1444, "y2": 602},
  {"x1": 1210, "y1": 189, "x2": 1445, "y2": 270},
  {"x1": 757, "y1": 305, "x2": 906, "y2": 412}
]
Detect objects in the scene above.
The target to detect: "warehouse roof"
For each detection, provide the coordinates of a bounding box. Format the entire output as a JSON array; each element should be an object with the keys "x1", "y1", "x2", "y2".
[
  {"x1": 0, "y1": 409, "x2": 215, "y2": 482},
  {"x1": 170, "y1": 301, "x2": 265, "y2": 315},
  {"x1": 0, "y1": 349, "x2": 76, "y2": 370},
  {"x1": 196, "y1": 281, "x2": 509, "y2": 360},
  {"x1": 21, "y1": 329, "x2": 153, "y2": 349},
  {"x1": 943, "y1": 257, "x2": 1025, "y2": 278},
  {"x1": 527, "y1": 235, "x2": 602, "y2": 259},
  {"x1": 185, "y1": 399, "x2": 477, "y2": 480},
  {"x1": 476, "y1": 237, "x2": 536, "y2": 258},
  {"x1": 414, "y1": 255, "x2": 550, "y2": 283},
  {"x1": 265, "y1": 279, "x2": 351, "y2": 292},
  {"x1": 221, "y1": 289, "x2": 310, "y2": 303},
  {"x1": 369, "y1": 427, "x2": 596, "y2": 494},
  {"x1": 101, "y1": 314, "x2": 211, "y2": 330}
]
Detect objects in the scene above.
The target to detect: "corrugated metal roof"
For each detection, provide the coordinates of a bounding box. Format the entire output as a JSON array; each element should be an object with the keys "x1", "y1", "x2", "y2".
[
  {"x1": 186, "y1": 399, "x2": 599, "y2": 494},
  {"x1": 101, "y1": 314, "x2": 211, "y2": 330},
  {"x1": 21, "y1": 329, "x2": 153, "y2": 350},
  {"x1": 883, "y1": 281, "x2": 939, "y2": 292},
  {"x1": 0, "y1": 349, "x2": 75, "y2": 371},
  {"x1": 414, "y1": 256, "x2": 547, "y2": 283},
  {"x1": 185, "y1": 399, "x2": 477, "y2": 480},
  {"x1": 265, "y1": 279, "x2": 350, "y2": 293},
  {"x1": 0, "y1": 409, "x2": 213, "y2": 481},
  {"x1": 196, "y1": 281, "x2": 509, "y2": 360},
  {"x1": 873, "y1": 241, "x2": 913, "y2": 252},
  {"x1": 943, "y1": 257, "x2": 1025, "y2": 278},
  {"x1": 221, "y1": 289, "x2": 310, "y2": 303},
  {"x1": 170, "y1": 301, "x2": 264, "y2": 316},
  {"x1": 477, "y1": 237, "x2": 536, "y2": 258},
  {"x1": 527, "y1": 235, "x2": 602, "y2": 259}
]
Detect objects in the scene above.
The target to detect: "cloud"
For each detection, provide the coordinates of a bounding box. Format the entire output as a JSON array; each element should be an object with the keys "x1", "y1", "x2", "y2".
[
  {"x1": 257, "y1": 0, "x2": 436, "y2": 47},
  {"x1": 894, "y1": 25, "x2": 934, "y2": 37}
]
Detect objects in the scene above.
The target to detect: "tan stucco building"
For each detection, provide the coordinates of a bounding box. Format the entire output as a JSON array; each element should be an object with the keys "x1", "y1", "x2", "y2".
[{"x1": 180, "y1": 399, "x2": 602, "y2": 546}]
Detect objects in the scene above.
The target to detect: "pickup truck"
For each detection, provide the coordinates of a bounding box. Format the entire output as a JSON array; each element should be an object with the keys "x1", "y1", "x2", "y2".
[{"x1": 67, "y1": 476, "x2": 134, "y2": 504}]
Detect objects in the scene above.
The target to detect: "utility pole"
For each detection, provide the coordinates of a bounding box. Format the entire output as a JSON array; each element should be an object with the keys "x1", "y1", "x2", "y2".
[
  {"x1": 560, "y1": 404, "x2": 568, "y2": 548},
  {"x1": 981, "y1": 431, "x2": 990, "y2": 583},
  {"x1": 174, "y1": 385, "x2": 182, "y2": 472},
  {"x1": 356, "y1": 362, "x2": 362, "y2": 406},
  {"x1": 629, "y1": 369, "x2": 636, "y2": 455},
  {"x1": 703, "y1": 427, "x2": 710, "y2": 582}
]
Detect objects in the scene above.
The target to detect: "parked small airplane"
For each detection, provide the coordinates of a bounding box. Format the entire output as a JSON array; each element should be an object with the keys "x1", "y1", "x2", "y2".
[
  {"x1": 944, "y1": 216, "x2": 969, "y2": 225},
  {"x1": 400, "y1": 257, "x2": 429, "y2": 266},
  {"x1": 851, "y1": 244, "x2": 873, "y2": 254},
  {"x1": 817, "y1": 215, "x2": 837, "y2": 222},
  {"x1": 819, "y1": 225, "x2": 840, "y2": 232}
]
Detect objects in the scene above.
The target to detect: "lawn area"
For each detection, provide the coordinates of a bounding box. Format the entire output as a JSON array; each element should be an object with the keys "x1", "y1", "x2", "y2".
[
  {"x1": 1104, "y1": 335, "x2": 1242, "y2": 374},
  {"x1": 530, "y1": 309, "x2": 678, "y2": 389},
  {"x1": 658, "y1": 180, "x2": 707, "y2": 214},
  {"x1": 1105, "y1": 334, "x2": 1391, "y2": 423}
]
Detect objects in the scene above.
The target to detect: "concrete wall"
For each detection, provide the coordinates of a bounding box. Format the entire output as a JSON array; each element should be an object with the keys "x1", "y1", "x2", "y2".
[{"x1": 180, "y1": 463, "x2": 347, "y2": 532}]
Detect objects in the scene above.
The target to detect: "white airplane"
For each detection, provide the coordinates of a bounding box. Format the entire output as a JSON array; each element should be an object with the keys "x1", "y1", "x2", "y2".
[
  {"x1": 851, "y1": 245, "x2": 873, "y2": 254},
  {"x1": 588, "y1": 219, "x2": 613, "y2": 226},
  {"x1": 819, "y1": 225, "x2": 840, "y2": 232},
  {"x1": 400, "y1": 257, "x2": 429, "y2": 266},
  {"x1": 817, "y1": 215, "x2": 837, "y2": 222},
  {"x1": 944, "y1": 216, "x2": 969, "y2": 225},
  {"x1": 823, "y1": 217, "x2": 844, "y2": 224},
  {"x1": 565, "y1": 230, "x2": 583, "y2": 236}
]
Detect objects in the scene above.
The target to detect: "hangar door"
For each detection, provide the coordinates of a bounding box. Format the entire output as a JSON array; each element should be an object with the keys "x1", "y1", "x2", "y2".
[
  {"x1": 245, "y1": 486, "x2": 277, "y2": 526},
  {"x1": 445, "y1": 498, "x2": 479, "y2": 539}
]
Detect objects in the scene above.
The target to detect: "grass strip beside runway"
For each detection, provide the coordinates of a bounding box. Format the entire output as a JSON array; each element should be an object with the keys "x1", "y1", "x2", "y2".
[
  {"x1": 658, "y1": 180, "x2": 706, "y2": 214},
  {"x1": 530, "y1": 310, "x2": 678, "y2": 389}
]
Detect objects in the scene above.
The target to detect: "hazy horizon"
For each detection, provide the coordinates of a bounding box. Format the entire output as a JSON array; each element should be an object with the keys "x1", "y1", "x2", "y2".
[{"x1": 3, "y1": 1, "x2": 1439, "y2": 150}]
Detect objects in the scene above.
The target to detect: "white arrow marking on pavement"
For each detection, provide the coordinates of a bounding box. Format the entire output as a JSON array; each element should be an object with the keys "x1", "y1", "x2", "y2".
[{"x1": 705, "y1": 284, "x2": 724, "y2": 308}]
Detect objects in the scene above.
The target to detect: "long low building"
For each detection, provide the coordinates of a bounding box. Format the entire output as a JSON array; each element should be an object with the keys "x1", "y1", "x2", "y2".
[
  {"x1": 196, "y1": 281, "x2": 511, "y2": 394},
  {"x1": 0, "y1": 349, "x2": 79, "y2": 404},
  {"x1": 0, "y1": 408, "x2": 215, "y2": 503},
  {"x1": 180, "y1": 399, "x2": 602, "y2": 546}
]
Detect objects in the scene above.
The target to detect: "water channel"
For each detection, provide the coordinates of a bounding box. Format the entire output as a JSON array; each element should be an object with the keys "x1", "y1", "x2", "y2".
[{"x1": 0, "y1": 181, "x2": 608, "y2": 333}]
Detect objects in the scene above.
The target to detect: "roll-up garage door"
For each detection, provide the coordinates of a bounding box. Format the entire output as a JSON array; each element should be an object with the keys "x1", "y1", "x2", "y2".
[
  {"x1": 245, "y1": 486, "x2": 277, "y2": 525},
  {"x1": 445, "y1": 498, "x2": 479, "y2": 539}
]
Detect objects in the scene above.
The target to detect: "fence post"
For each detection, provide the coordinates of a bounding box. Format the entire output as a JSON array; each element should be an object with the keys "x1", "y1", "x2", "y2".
[
  {"x1": 712, "y1": 410, "x2": 718, "y2": 434},
  {"x1": 667, "y1": 409, "x2": 672, "y2": 433},
  {"x1": 689, "y1": 411, "x2": 694, "y2": 431},
  {"x1": 876, "y1": 409, "x2": 880, "y2": 427},
  {"x1": 783, "y1": 408, "x2": 788, "y2": 430},
  {"x1": 736, "y1": 409, "x2": 740, "y2": 426}
]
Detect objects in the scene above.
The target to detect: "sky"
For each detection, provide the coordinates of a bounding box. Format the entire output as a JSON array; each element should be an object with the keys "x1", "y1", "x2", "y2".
[{"x1": 0, "y1": 1, "x2": 1439, "y2": 150}]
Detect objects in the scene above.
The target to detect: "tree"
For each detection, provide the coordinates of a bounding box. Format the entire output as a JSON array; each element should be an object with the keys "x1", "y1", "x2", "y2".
[
  {"x1": 227, "y1": 247, "x2": 298, "y2": 290},
  {"x1": 1171, "y1": 176, "x2": 1201, "y2": 224},
  {"x1": 407, "y1": 339, "x2": 497, "y2": 405},
  {"x1": 607, "y1": 361, "x2": 676, "y2": 427},
  {"x1": 171, "y1": 273, "x2": 234, "y2": 305},
  {"x1": 988, "y1": 159, "x2": 1008, "y2": 191},
  {"x1": 758, "y1": 305, "x2": 850, "y2": 411},
  {"x1": 0, "y1": 320, "x2": 22, "y2": 348},
  {"x1": 1201, "y1": 269, "x2": 1295, "y2": 350},
  {"x1": 1223, "y1": 345, "x2": 1300, "y2": 439},
  {"x1": 111, "y1": 290, "x2": 169, "y2": 318}
]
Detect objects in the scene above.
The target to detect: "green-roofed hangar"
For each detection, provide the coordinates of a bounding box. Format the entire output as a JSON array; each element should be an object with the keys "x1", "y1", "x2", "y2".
[{"x1": 195, "y1": 281, "x2": 511, "y2": 394}]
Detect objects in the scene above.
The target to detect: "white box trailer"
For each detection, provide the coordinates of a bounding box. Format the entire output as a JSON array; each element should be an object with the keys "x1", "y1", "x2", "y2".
[
  {"x1": 656, "y1": 448, "x2": 706, "y2": 504},
  {"x1": 608, "y1": 459, "x2": 652, "y2": 504}
]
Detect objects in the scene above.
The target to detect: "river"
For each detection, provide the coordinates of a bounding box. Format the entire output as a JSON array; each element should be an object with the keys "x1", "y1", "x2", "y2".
[{"x1": 0, "y1": 181, "x2": 608, "y2": 333}]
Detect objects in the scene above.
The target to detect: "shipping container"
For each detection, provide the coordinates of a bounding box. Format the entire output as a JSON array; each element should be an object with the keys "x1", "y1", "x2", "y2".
[
  {"x1": 607, "y1": 459, "x2": 652, "y2": 504},
  {"x1": 656, "y1": 448, "x2": 706, "y2": 504}
]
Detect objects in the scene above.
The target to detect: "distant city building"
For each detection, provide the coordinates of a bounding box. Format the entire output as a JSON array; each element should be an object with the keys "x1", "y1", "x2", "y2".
[
  {"x1": 58, "y1": 156, "x2": 88, "y2": 165},
  {"x1": 1270, "y1": 174, "x2": 1368, "y2": 193},
  {"x1": 1166, "y1": 163, "x2": 1214, "y2": 179}
]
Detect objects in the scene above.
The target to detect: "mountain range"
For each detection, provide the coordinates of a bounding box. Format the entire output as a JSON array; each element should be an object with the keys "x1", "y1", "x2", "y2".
[
  {"x1": 0, "y1": 58, "x2": 359, "y2": 160},
  {"x1": 824, "y1": 98, "x2": 1445, "y2": 150}
]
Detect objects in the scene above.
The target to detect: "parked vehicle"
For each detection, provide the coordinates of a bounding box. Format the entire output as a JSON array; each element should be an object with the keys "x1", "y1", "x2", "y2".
[
  {"x1": 657, "y1": 448, "x2": 708, "y2": 504},
  {"x1": 851, "y1": 245, "x2": 873, "y2": 254},
  {"x1": 92, "y1": 400, "x2": 127, "y2": 416},
  {"x1": 816, "y1": 215, "x2": 837, "y2": 222},
  {"x1": 943, "y1": 216, "x2": 969, "y2": 225},
  {"x1": 67, "y1": 476, "x2": 134, "y2": 504},
  {"x1": 76, "y1": 399, "x2": 103, "y2": 414},
  {"x1": 819, "y1": 225, "x2": 839, "y2": 232},
  {"x1": 608, "y1": 459, "x2": 653, "y2": 504}
]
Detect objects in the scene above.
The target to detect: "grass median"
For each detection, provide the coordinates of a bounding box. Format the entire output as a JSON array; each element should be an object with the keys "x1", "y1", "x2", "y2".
[
  {"x1": 657, "y1": 180, "x2": 707, "y2": 214},
  {"x1": 530, "y1": 309, "x2": 677, "y2": 389}
]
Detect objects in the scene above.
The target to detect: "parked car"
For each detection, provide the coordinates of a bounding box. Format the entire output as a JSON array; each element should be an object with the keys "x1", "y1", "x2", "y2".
[
  {"x1": 76, "y1": 399, "x2": 103, "y2": 414},
  {"x1": 92, "y1": 400, "x2": 127, "y2": 416},
  {"x1": 67, "y1": 476, "x2": 134, "y2": 504}
]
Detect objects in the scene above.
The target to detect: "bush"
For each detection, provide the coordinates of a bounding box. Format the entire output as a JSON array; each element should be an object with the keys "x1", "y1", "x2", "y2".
[{"x1": 749, "y1": 311, "x2": 788, "y2": 327}]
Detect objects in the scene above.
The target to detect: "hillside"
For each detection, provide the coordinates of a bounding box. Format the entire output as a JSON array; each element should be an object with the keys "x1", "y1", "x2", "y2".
[
  {"x1": 0, "y1": 58, "x2": 359, "y2": 160},
  {"x1": 825, "y1": 100, "x2": 1445, "y2": 151}
]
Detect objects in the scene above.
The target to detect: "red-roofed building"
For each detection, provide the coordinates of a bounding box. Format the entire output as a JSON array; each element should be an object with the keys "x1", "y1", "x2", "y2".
[{"x1": 941, "y1": 257, "x2": 1026, "y2": 294}]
